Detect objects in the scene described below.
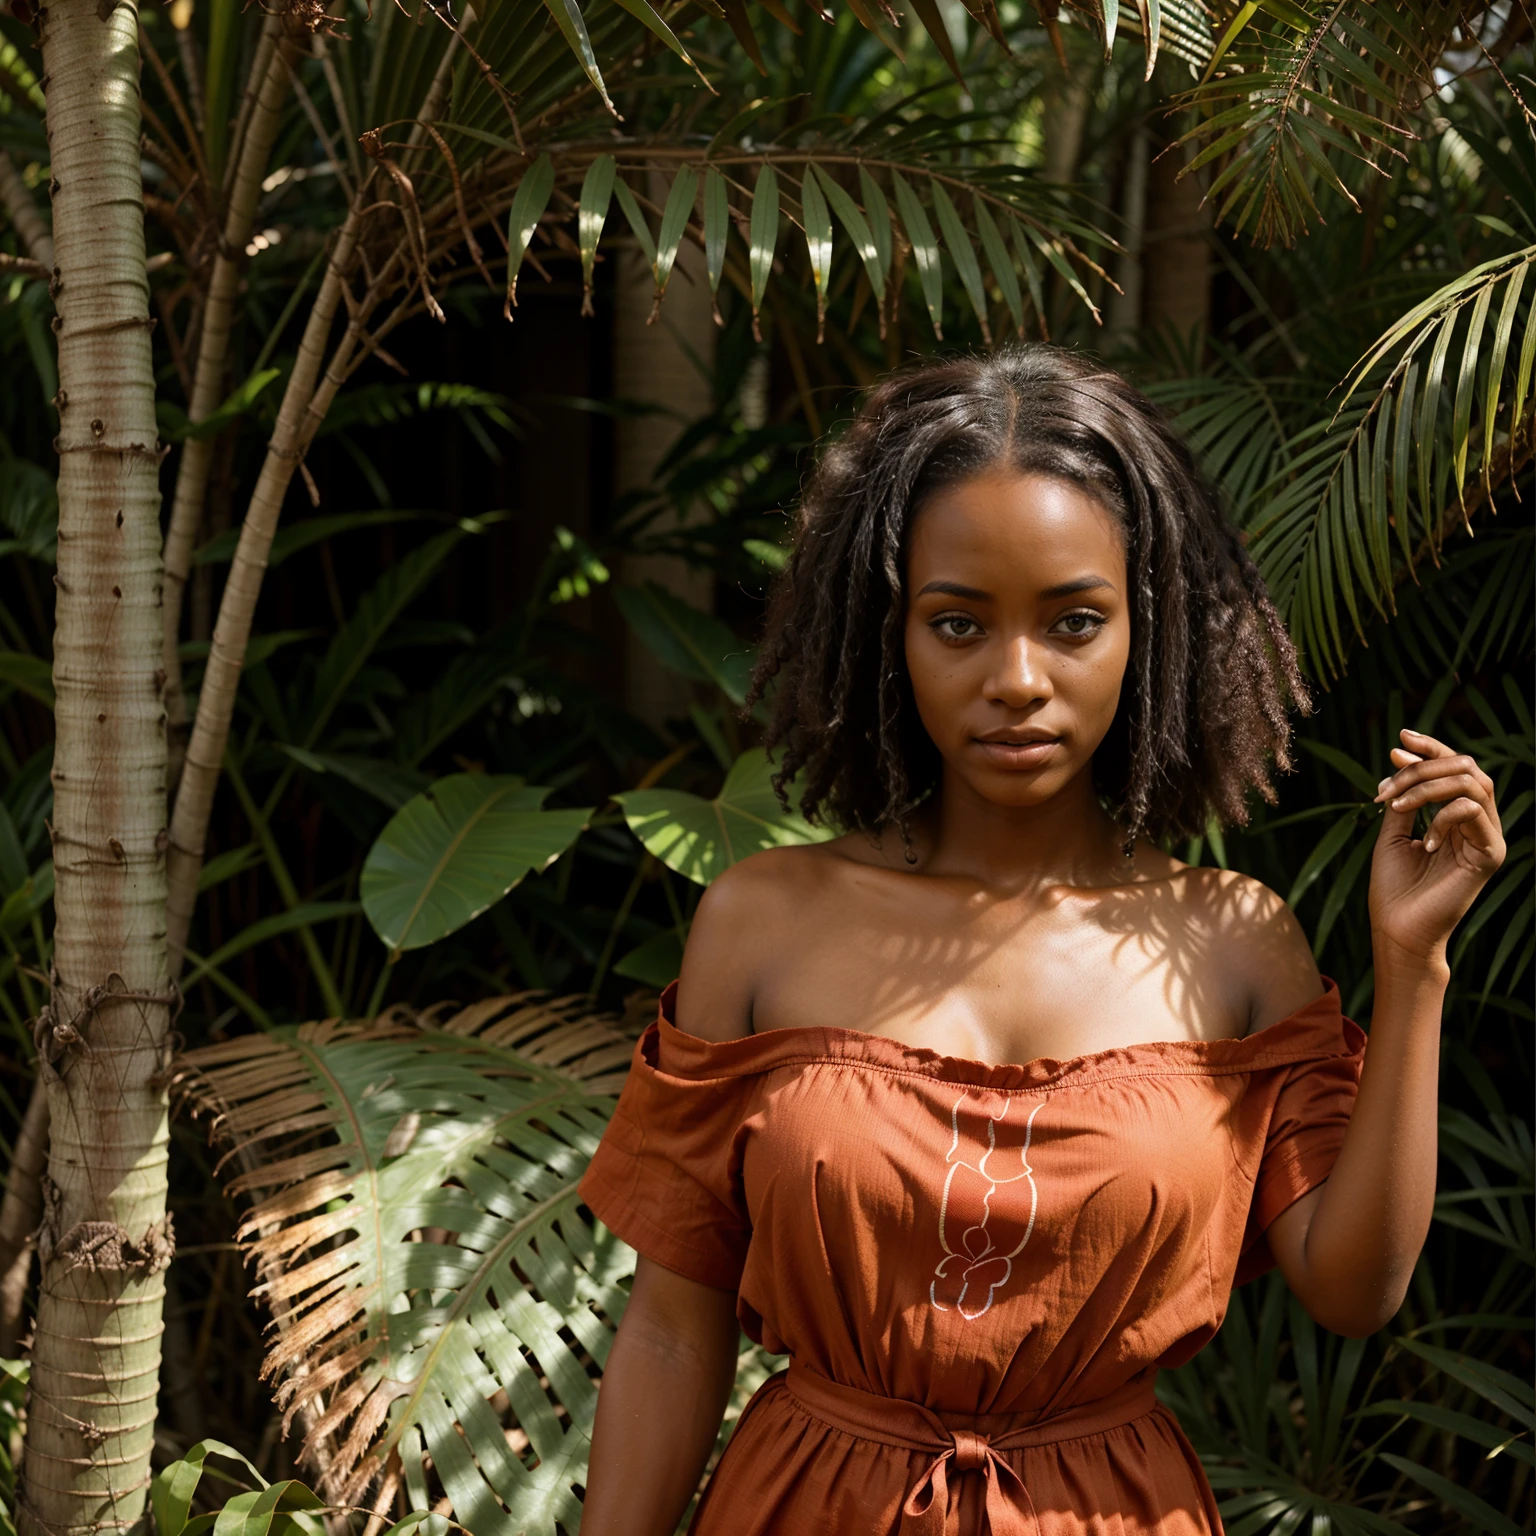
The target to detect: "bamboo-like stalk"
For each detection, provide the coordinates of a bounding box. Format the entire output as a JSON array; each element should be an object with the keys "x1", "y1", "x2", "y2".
[
  {"x1": 164, "y1": 196, "x2": 368, "y2": 968},
  {"x1": 161, "y1": 13, "x2": 295, "y2": 770},
  {"x1": 17, "y1": 0, "x2": 172, "y2": 1530},
  {"x1": 0, "y1": 148, "x2": 55, "y2": 267}
]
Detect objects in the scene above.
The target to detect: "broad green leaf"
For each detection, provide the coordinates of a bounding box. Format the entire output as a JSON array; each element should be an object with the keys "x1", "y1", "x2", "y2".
[
  {"x1": 193, "y1": 509, "x2": 427, "y2": 569},
  {"x1": 1299, "y1": 739, "x2": 1380, "y2": 798},
  {"x1": 153, "y1": 1440, "x2": 270, "y2": 1536},
  {"x1": 0, "y1": 861, "x2": 51, "y2": 939},
  {"x1": 606, "y1": 0, "x2": 701, "y2": 76},
  {"x1": 1285, "y1": 809, "x2": 1361, "y2": 908},
  {"x1": 362, "y1": 777, "x2": 591, "y2": 952},
  {"x1": 0, "y1": 458, "x2": 57, "y2": 563},
  {"x1": 813, "y1": 164, "x2": 884, "y2": 302},
  {"x1": 158, "y1": 368, "x2": 281, "y2": 444},
  {"x1": 749, "y1": 163, "x2": 780, "y2": 329},
  {"x1": 615, "y1": 582, "x2": 754, "y2": 703},
  {"x1": 1395, "y1": 1337, "x2": 1536, "y2": 1430},
  {"x1": 931, "y1": 181, "x2": 989, "y2": 343},
  {"x1": 613, "y1": 929, "x2": 686, "y2": 986},
  {"x1": 654, "y1": 167, "x2": 699, "y2": 300},
  {"x1": 704, "y1": 166, "x2": 729, "y2": 300},
  {"x1": 743, "y1": 537, "x2": 789, "y2": 571},
  {"x1": 197, "y1": 843, "x2": 261, "y2": 893},
  {"x1": 612, "y1": 176, "x2": 657, "y2": 267},
  {"x1": 0, "y1": 651, "x2": 53, "y2": 708},
  {"x1": 615, "y1": 749, "x2": 833, "y2": 887},
  {"x1": 1361, "y1": 1401, "x2": 1535, "y2": 1467},
  {"x1": 0, "y1": 803, "x2": 25, "y2": 894},
  {"x1": 176, "y1": 1007, "x2": 638, "y2": 1536},
  {"x1": 506, "y1": 153, "x2": 555, "y2": 312},
  {"x1": 891, "y1": 173, "x2": 943, "y2": 338},
  {"x1": 800, "y1": 169, "x2": 833, "y2": 339}
]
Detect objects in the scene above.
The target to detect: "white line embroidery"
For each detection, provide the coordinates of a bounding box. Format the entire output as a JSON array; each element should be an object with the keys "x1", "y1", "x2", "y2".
[{"x1": 930, "y1": 1097, "x2": 1043, "y2": 1320}]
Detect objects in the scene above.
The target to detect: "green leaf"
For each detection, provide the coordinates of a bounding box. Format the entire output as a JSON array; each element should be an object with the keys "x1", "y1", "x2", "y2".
[
  {"x1": 1361, "y1": 1402, "x2": 1534, "y2": 1467},
  {"x1": 579, "y1": 154, "x2": 617, "y2": 312},
  {"x1": 194, "y1": 509, "x2": 428, "y2": 569},
  {"x1": 801, "y1": 168, "x2": 834, "y2": 339},
  {"x1": 858, "y1": 168, "x2": 893, "y2": 284},
  {"x1": 176, "y1": 1012, "x2": 637, "y2": 1536},
  {"x1": 1286, "y1": 809, "x2": 1361, "y2": 908},
  {"x1": 615, "y1": 749, "x2": 833, "y2": 887},
  {"x1": 278, "y1": 746, "x2": 431, "y2": 810},
  {"x1": 182, "y1": 903, "x2": 362, "y2": 990},
  {"x1": 1299, "y1": 740, "x2": 1380, "y2": 798},
  {"x1": 153, "y1": 1441, "x2": 271, "y2": 1536},
  {"x1": 1378, "y1": 1455, "x2": 1527, "y2": 1536},
  {"x1": 0, "y1": 651, "x2": 53, "y2": 709},
  {"x1": 362, "y1": 777, "x2": 591, "y2": 953},
  {"x1": 813, "y1": 164, "x2": 884, "y2": 303},
  {"x1": 0, "y1": 459, "x2": 58, "y2": 563},
  {"x1": 0, "y1": 861, "x2": 51, "y2": 940},
  {"x1": 1395, "y1": 1337, "x2": 1536, "y2": 1430},
  {"x1": 613, "y1": 929, "x2": 685, "y2": 986},
  {"x1": 538, "y1": 0, "x2": 613, "y2": 114},
  {"x1": 302, "y1": 521, "x2": 483, "y2": 749},
  {"x1": 749, "y1": 163, "x2": 780, "y2": 327},
  {"x1": 891, "y1": 173, "x2": 943, "y2": 338},
  {"x1": 615, "y1": 582, "x2": 754, "y2": 703},
  {"x1": 973, "y1": 195, "x2": 1023, "y2": 336},
  {"x1": 612, "y1": 176, "x2": 657, "y2": 267},
  {"x1": 654, "y1": 167, "x2": 699, "y2": 300},
  {"x1": 506, "y1": 153, "x2": 555, "y2": 312},
  {"x1": 743, "y1": 537, "x2": 789, "y2": 571},
  {"x1": 606, "y1": 0, "x2": 700, "y2": 75},
  {"x1": 185, "y1": 368, "x2": 282, "y2": 443},
  {"x1": 704, "y1": 166, "x2": 729, "y2": 300},
  {"x1": 197, "y1": 843, "x2": 261, "y2": 893},
  {"x1": 931, "y1": 181, "x2": 990, "y2": 343}
]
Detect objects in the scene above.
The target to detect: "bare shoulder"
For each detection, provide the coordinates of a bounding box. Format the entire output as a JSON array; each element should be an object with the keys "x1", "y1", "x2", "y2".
[
  {"x1": 1178, "y1": 865, "x2": 1323, "y2": 1034},
  {"x1": 674, "y1": 841, "x2": 842, "y2": 1042}
]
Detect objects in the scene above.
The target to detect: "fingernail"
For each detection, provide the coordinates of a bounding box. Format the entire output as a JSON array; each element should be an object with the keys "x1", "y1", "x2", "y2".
[
  {"x1": 1377, "y1": 777, "x2": 1392, "y2": 793},
  {"x1": 1392, "y1": 797, "x2": 1406, "y2": 809}
]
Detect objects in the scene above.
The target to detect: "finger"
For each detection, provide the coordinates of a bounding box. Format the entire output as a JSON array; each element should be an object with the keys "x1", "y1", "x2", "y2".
[
  {"x1": 1376, "y1": 754, "x2": 1494, "y2": 805},
  {"x1": 1387, "y1": 772, "x2": 1492, "y2": 816},
  {"x1": 1400, "y1": 728, "x2": 1455, "y2": 760},
  {"x1": 1421, "y1": 798, "x2": 1494, "y2": 855}
]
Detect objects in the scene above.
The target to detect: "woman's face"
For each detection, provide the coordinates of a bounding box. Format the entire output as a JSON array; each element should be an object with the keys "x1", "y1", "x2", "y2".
[{"x1": 903, "y1": 469, "x2": 1131, "y2": 812}]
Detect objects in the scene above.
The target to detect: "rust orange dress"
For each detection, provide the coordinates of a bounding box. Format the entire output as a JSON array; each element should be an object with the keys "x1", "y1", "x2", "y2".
[{"x1": 579, "y1": 980, "x2": 1366, "y2": 1536}]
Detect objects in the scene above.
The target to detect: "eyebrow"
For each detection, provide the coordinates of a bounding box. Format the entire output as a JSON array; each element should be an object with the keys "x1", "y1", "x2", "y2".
[{"x1": 915, "y1": 575, "x2": 1118, "y2": 600}]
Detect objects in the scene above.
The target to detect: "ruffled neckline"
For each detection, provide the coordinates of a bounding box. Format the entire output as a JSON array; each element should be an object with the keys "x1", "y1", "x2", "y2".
[{"x1": 646, "y1": 979, "x2": 1363, "y2": 1092}]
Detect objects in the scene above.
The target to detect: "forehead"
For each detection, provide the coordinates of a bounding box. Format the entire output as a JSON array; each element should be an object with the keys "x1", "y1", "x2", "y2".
[{"x1": 907, "y1": 471, "x2": 1125, "y2": 581}]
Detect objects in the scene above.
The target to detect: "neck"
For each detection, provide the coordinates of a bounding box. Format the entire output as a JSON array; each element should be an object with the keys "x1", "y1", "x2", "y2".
[{"x1": 914, "y1": 766, "x2": 1129, "y2": 890}]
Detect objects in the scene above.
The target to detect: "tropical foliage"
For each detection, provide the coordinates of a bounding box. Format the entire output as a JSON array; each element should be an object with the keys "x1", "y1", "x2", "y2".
[{"x1": 0, "y1": 0, "x2": 1530, "y2": 1531}]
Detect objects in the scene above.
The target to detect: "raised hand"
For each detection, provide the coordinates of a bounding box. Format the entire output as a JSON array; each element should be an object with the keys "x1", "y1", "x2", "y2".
[{"x1": 1370, "y1": 728, "x2": 1506, "y2": 964}]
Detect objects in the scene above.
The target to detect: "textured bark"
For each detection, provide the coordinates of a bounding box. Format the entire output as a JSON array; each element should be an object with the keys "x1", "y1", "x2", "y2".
[
  {"x1": 17, "y1": 1, "x2": 172, "y2": 1532},
  {"x1": 1142, "y1": 139, "x2": 1212, "y2": 340},
  {"x1": 161, "y1": 14, "x2": 294, "y2": 769},
  {"x1": 0, "y1": 1082, "x2": 49, "y2": 1355},
  {"x1": 0, "y1": 149, "x2": 55, "y2": 268}
]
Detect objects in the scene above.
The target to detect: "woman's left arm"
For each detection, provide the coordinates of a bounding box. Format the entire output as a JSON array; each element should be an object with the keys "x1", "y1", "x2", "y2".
[{"x1": 1267, "y1": 727, "x2": 1506, "y2": 1337}]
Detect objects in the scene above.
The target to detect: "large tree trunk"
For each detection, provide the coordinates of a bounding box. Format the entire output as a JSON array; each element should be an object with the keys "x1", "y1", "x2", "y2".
[
  {"x1": 18, "y1": 3, "x2": 172, "y2": 1533},
  {"x1": 1142, "y1": 137, "x2": 1212, "y2": 343}
]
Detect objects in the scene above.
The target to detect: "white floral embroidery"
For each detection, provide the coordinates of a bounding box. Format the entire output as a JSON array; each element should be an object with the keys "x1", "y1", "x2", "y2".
[{"x1": 930, "y1": 1097, "x2": 1043, "y2": 1320}]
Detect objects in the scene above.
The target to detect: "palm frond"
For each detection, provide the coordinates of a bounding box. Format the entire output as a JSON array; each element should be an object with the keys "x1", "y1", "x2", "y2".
[
  {"x1": 1177, "y1": 0, "x2": 1465, "y2": 246},
  {"x1": 173, "y1": 996, "x2": 640, "y2": 1535},
  {"x1": 1245, "y1": 245, "x2": 1536, "y2": 677}
]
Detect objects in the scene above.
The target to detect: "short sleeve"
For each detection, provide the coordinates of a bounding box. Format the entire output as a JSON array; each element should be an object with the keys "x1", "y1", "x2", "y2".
[
  {"x1": 578, "y1": 1022, "x2": 756, "y2": 1290},
  {"x1": 1237, "y1": 997, "x2": 1366, "y2": 1283}
]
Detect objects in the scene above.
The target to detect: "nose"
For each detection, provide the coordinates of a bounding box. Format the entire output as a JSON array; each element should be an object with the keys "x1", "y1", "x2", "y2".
[{"x1": 984, "y1": 635, "x2": 1052, "y2": 709}]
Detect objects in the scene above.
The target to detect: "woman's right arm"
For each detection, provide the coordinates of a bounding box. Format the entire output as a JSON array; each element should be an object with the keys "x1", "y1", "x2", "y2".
[{"x1": 581, "y1": 1256, "x2": 742, "y2": 1536}]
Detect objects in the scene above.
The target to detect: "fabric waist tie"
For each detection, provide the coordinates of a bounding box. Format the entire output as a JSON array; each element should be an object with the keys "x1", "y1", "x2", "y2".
[{"x1": 781, "y1": 1359, "x2": 1159, "y2": 1536}]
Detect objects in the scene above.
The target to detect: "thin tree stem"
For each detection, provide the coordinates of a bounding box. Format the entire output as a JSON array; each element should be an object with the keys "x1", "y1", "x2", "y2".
[
  {"x1": 0, "y1": 149, "x2": 54, "y2": 268},
  {"x1": 162, "y1": 14, "x2": 296, "y2": 781}
]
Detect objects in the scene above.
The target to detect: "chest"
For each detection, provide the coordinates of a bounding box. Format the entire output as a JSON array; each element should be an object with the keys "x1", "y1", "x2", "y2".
[
  {"x1": 752, "y1": 893, "x2": 1248, "y2": 1063},
  {"x1": 739, "y1": 1067, "x2": 1248, "y2": 1319}
]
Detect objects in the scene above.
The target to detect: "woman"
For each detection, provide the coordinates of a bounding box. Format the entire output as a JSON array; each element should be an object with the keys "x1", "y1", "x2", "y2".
[{"x1": 577, "y1": 347, "x2": 1505, "y2": 1536}]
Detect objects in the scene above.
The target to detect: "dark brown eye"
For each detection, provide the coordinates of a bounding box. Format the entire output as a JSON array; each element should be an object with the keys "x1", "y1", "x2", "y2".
[
  {"x1": 1052, "y1": 610, "x2": 1106, "y2": 638},
  {"x1": 932, "y1": 615, "x2": 981, "y2": 641}
]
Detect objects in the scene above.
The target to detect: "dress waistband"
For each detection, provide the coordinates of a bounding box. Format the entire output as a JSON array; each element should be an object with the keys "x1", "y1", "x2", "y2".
[{"x1": 780, "y1": 1360, "x2": 1160, "y2": 1536}]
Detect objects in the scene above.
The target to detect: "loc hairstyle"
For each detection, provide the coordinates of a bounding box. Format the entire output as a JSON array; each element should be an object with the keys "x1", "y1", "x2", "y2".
[{"x1": 747, "y1": 344, "x2": 1310, "y2": 847}]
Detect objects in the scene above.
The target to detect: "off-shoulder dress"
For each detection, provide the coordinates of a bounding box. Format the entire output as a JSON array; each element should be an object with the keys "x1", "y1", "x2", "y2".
[{"x1": 579, "y1": 981, "x2": 1365, "y2": 1536}]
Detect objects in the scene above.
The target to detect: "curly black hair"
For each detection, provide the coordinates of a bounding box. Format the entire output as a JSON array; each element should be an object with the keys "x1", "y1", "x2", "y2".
[{"x1": 747, "y1": 344, "x2": 1310, "y2": 847}]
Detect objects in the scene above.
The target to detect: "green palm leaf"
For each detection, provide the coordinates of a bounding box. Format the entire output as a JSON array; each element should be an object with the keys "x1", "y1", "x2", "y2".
[{"x1": 172, "y1": 998, "x2": 640, "y2": 1534}]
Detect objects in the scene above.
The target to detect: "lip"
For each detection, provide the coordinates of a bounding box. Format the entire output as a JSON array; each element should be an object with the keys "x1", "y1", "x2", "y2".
[{"x1": 972, "y1": 734, "x2": 1062, "y2": 768}]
